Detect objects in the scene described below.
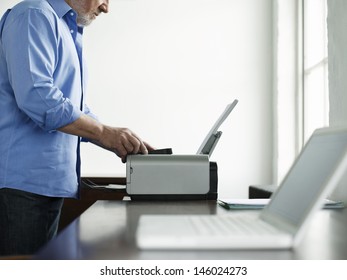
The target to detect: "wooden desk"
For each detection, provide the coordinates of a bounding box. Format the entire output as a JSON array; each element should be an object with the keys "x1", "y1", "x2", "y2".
[
  {"x1": 58, "y1": 177, "x2": 126, "y2": 232},
  {"x1": 36, "y1": 200, "x2": 347, "y2": 260}
]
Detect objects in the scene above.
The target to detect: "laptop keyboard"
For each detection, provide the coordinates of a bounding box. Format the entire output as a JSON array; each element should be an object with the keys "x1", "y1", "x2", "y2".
[{"x1": 189, "y1": 215, "x2": 282, "y2": 236}]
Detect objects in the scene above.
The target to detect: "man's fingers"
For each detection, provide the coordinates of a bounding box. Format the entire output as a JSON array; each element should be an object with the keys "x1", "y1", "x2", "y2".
[
  {"x1": 127, "y1": 135, "x2": 142, "y2": 154},
  {"x1": 101, "y1": 127, "x2": 153, "y2": 162},
  {"x1": 118, "y1": 138, "x2": 146, "y2": 163},
  {"x1": 115, "y1": 144, "x2": 128, "y2": 159},
  {"x1": 122, "y1": 138, "x2": 135, "y2": 153},
  {"x1": 123, "y1": 131, "x2": 149, "y2": 155},
  {"x1": 143, "y1": 141, "x2": 155, "y2": 152}
]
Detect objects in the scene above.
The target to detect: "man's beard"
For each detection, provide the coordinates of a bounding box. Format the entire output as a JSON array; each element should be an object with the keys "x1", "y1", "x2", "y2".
[{"x1": 77, "y1": 14, "x2": 94, "y2": 27}]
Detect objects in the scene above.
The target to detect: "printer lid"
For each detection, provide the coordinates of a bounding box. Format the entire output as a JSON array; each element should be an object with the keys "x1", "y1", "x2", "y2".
[{"x1": 196, "y1": 99, "x2": 238, "y2": 157}]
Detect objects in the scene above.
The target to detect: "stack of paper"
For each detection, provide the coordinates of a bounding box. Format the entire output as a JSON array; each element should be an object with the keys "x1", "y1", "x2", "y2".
[{"x1": 218, "y1": 198, "x2": 344, "y2": 210}]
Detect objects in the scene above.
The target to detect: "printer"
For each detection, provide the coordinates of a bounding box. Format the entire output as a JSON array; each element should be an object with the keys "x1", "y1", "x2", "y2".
[{"x1": 126, "y1": 100, "x2": 238, "y2": 201}]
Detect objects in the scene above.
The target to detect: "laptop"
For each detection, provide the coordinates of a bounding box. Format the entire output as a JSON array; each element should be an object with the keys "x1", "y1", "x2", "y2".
[{"x1": 136, "y1": 126, "x2": 347, "y2": 249}]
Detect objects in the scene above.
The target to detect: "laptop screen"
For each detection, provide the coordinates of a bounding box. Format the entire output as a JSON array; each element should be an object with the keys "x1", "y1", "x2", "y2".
[{"x1": 265, "y1": 127, "x2": 347, "y2": 227}]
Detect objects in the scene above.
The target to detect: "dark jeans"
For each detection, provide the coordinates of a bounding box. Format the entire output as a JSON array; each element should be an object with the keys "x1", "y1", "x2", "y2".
[{"x1": 0, "y1": 188, "x2": 64, "y2": 256}]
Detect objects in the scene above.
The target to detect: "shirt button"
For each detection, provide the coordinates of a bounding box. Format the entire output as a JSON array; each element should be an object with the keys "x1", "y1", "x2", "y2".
[
  {"x1": 70, "y1": 29, "x2": 74, "y2": 34},
  {"x1": 70, "y1": 12, "x2": 74, "y2": 16}
]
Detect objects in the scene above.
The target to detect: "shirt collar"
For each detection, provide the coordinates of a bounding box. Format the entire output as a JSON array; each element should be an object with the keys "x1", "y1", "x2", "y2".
[{"x1": 46, "y1": 0, "x2": 74, "y2": 19}]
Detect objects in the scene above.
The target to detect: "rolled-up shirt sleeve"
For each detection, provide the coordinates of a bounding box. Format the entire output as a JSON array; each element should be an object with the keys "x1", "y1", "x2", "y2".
[
  {"x1": 2, "y1": 8, "x2": 82, "y2": 132},
  {"x1": 83, "y1": 103, "x2": 99, "y2": 121},
  {"x1": 45, "y1": 99, "x2": 82, "y2": 131},
  {"x1": 81, "y1": 103, "x2": 99, "y2": 142}
]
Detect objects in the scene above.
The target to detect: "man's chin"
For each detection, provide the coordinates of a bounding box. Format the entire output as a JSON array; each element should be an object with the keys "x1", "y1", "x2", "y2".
[{"x1": 77, "y1": 16, "x2": 94, "y2": 27}]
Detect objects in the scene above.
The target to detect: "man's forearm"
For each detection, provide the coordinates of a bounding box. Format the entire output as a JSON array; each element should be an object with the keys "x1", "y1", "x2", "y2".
[
  {"x1": 58, "y1": 114, "x2": 104, "y2": 143},
  {"x1": 58, "y1": 114, "x2": 152, "y2": 162}
]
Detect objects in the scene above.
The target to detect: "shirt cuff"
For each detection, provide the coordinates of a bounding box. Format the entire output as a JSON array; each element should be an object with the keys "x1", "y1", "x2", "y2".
[{"x1": 44, "y1": 98, "x2": 82, "y2": 132}]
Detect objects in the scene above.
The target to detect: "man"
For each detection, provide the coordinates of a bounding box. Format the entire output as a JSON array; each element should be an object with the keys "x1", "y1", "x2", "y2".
[{"x1": 0, "y1": 0, "x2": 153, "y2": 256}]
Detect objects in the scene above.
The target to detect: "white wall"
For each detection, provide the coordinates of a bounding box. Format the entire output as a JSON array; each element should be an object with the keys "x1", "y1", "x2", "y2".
[
  {"x1": 328, "y1": 0, "x2": 347, "y2": 127},
  {"x1": 1, "y1": 0, "x2": 274, "y2": 198},
  {"x1": 327, "y1": 0, "x2": 347, "y2": 203}
]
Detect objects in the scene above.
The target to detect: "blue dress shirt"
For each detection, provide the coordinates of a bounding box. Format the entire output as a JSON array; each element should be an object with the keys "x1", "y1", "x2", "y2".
[{"x1": 0, "y1": 0, "x2": 94, "y2": 198}]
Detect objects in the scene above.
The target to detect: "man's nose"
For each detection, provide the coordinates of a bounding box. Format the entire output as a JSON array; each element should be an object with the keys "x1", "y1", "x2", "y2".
[{"x1": 100, "y1": 2, "x2": 109, "y2": 14}]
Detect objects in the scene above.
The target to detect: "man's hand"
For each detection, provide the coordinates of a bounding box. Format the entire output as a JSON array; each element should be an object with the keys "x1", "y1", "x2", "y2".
[
  {"x1": 58, "y1": 114, "x2": 154, "y2": 162},
  {"x1": 97, "y1": 126, "x2": 154, "y2": 162}
]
